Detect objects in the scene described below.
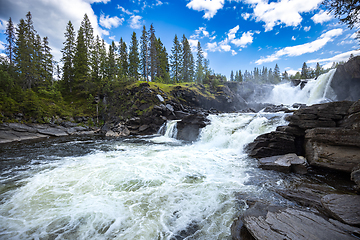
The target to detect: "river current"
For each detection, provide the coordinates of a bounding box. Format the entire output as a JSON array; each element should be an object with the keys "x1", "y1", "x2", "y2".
[{"x1": 0, "y1": 70, "x2": 338, "y2": 239}]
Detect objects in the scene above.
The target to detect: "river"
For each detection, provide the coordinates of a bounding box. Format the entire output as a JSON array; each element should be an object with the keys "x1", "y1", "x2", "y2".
[{"x1": 0, "y1": 70, "x2": 338, "y2": 239}]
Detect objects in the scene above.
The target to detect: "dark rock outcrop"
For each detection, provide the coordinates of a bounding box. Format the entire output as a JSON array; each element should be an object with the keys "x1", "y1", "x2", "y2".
[
  {"x1": 331, "y1": 56, "x2": 360, "y2": 101},
  {"x1": 176, "y1": 112, "x2": 209, "y2": 141},
  {"x1": 240, "y1": 203, "x2": 360, "y2": 240}
]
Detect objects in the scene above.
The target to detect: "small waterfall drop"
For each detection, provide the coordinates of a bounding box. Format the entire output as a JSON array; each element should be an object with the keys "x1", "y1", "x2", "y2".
[
  {"x1": 266, "y1": 69, "x2": 337, "y2": 106},
  {"x1": 158, "y1": 120, "x2": 179, "y2": 138}
]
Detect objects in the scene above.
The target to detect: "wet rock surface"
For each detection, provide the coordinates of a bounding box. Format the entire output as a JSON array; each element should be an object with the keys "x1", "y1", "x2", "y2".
[
  {"x1": 241, "y1": 203, "x2": 360, "y2": 240},
  {"x1": 0, "y1": 122, "x2": 97, "y2": 144}
]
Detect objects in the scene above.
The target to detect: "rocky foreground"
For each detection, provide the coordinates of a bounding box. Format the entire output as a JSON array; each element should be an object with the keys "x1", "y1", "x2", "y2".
[{"x1": 237, "y1": 100, "x2": 360, "y2": 240}]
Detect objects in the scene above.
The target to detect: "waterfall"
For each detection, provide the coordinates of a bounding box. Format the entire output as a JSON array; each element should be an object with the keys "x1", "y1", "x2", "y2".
[
  {"x1": 158, "y1": 120, "x2": 179, "y2": 138},
  {"x1": 265, "y1": 69, "x2": 337, "y2": 106}
]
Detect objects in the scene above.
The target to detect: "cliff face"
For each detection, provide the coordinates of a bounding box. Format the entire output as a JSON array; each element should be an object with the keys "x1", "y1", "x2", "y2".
[{"x1": 331, "y1": 56, "x2": 360, "y2": 101}]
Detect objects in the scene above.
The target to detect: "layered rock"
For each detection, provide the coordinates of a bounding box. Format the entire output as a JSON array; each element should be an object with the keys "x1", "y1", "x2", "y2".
[{"x1": 0, "y1": 122, "x2": 96, "y2": 144}]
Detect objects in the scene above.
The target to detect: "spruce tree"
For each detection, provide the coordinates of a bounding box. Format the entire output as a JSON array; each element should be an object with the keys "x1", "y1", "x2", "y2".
[
  {"x1": 315, "y1": 62, "x2": 322, "y2": 78},
  {"x1": 155, "y1": 38, "x2": 169, "y2": 81},
  {"x1": 119, "y1": 38, "x2": 128, "y2": 77},
  {"x1": 91, "y1": 35, "x2": 102, "y2": 84},
  {"x1": 170, "y1": 34, "x2": 181, "y2": 83},
  {"x1": 181, "y1": 35, "x2": 194, "y2": 82},
  {"x1": 140, "y1": 25, "x2": 149, "y2": 81},
  {"x1": 61, "y1": 21, "x2": 76, "y2": 93},
  {"x1": 129, "y1": 31, "x2": 140, "y2": 80},
  {"x1": 230, "y1": 70, "x2": 234, "y2": 82},
  {"x1": 42, "y1": 36, "x2": 53, "y2": 84},
  {"x1": 301, "y1": 62, "x2": 309, "y2": 79},
  {"x1": 5, "y1": 17, "x2": 15, "y2": 65},
  {"x1": 149, "y1": 24, "x2": 157, "y2": 81},
  {"x1": 14, "y1": 18, "x2": 28, "y2": 89},
  {"x1": 73, "y1": 26, "x2": 89, "y2": 93},
  {"x1": 273, "y1": 63, "x2": 280, "y2": 83},
  {"x1": 107, "y1": 41, "x2": 117, "y2": 79},
  {"x1": 195, "y1": 41, "x2": 204, "y2": 84}
]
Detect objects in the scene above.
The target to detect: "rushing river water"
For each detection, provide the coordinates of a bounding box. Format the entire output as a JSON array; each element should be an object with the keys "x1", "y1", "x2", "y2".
[
  {"x1": 0, "y1": 112, "x2": 295, "y2": 240},
  {"x1": 0, "y1": 70, "x2": 341, "y2": 239}
]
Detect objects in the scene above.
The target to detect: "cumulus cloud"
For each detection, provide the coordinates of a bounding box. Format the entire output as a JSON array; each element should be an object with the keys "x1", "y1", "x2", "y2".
[
  {"x1": 243, "y1": 0, "x2": 323, "y2": 31},
  {"x1": 129, "y1": 15, "x2": 143, "y2": 29},
  {"x1": 304, "y1": 26, "x2": 311, "y2": 32},
  {"x1": 186, "y1": 0, "x2": 225, "y2": 19},
  {"x1": 231, "y1": 31, "x2": 256, "y2": 47},
  {"x1": 291, "y1": 36, "x2": 296, "y2": 41},
  {"x1": 241, "y1": 12, "x2": 251, "y2": 20},
  {"x1": 256, "y1": 28, "x2": 343, "y2": 64},
  {"x1": 0, "y1": 0, "x2": 108, "y2": 61},
  {"x1": 118, "y1": 5, "x2": 133, "y2": 15},
  {"x1": 311, "y1": 10, "x2": 332, "y2": 24},
  {"x1": 99, "y1": 14, "x2": 124, "y2": 29},
  {"x1": 191, "y1": 27, "x2": 210, "y2": 39}
]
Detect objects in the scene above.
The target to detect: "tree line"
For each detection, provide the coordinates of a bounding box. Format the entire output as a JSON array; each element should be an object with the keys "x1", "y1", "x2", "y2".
[{"x1": 2, "y1": 12, "x2": 216, "y2": 96}]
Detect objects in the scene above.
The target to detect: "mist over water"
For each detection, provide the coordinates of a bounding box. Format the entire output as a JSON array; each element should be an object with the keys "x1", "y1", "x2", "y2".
[
  {"x1": 265, "y1": 69, "x2": 337, "y2": 106},
  {"x1": 0, "y1": 71, "x2": 337, "y2": 239}
]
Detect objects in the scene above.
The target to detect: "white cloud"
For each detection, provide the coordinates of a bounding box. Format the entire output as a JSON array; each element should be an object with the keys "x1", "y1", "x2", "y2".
[
  {"x1": 0, "y1": 40, "x2": 5, "y2": 50},
  {"x1": 311, "y1": 10, "x2": 332, "y2": 24},
  {"x1": 129, "y1": 15, "x2": 143, "y2": 29},
  {"x1": 304, "y1": 26, "x2": 311, "y2": 32},
  {"x1": 118, "y1": 5, "x2": 132, "y2": 15},
  {"x1": 241, "y1": 12, "x2": 251, "y2": 20},
  {"x1": 0, "y1": 0, "x2": 109, "y2": 61},
  {"x1": 256, "y1": 28, "x2": 344, "y2": 64},
  {"x1": 99, "y1": 14, "x2": 124, "y2": 29},
  {"x1": 231, "y1": 50, "x2": 237, "y2": 56},
  {"x1": 228, "y1": 25, "x2": 239, "y2": 40},
  {"x1": 188, "y1": 39, "x2": 199, "y2": 52},
  {"x1": 244, "y1": 0, "x2": 323, "y2": 31},
  {"x1": 0, "y1": 19, "x2": 7, "y2": 31},
  {"x1": 109, "y1": 35, "x2": 116, "y2": 41},
  {"x1": 291, "y1": 36, "x2": 296, "y2": 41},
  {"x1": 186, "y1": 0, "x2": 225, "y2": 19},
  {"x1": 231, "y1": 31, "x2": 255, "y2": 47},
  {"x1": 307, "y1": 49, "x2": 360, "y2": 68},
  {"x1": 191, "y1": 27, "x2": 210, "y2": 39},
  {"x1": 207, "y1": 42, "x2": 218, "y2": 52}
]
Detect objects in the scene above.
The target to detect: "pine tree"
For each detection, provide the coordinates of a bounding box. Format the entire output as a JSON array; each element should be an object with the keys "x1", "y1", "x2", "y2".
[
  {"x1": 81, "y1": 14, "x2": 94, "y2": 57},
  {"x1": 23, "y1": 11, "x2": 37, "y2": 89},
  {"x1": 181, "y1": 35, "x2": 194, "y2": 82},
  {"x1": 149, "y1": 24, "x2": 157, "y2": 81},
  {"x1": 155, "y1": 38, "x2": 169, "y2": 81},
  {"x1": 301, "y1": 62, "x2": 309, "y2": 79},
  {"x1": 230, "y1": 70, "x2": 234, "y2": 82},
  {"x1": 73, "y1": 26, "x2": 89, "y2": 92},
  {"x1": 99, "y1": 39, "x2": 107, "y2": 80},
  {"x1": 314, "y1": 62, "x2": 322, "y2": 78},
  {"x1": 5, "y1": 17, "x2": 16, "y2": 65},
  {"x1": 14, "y1": 18, "x2": 28, "y2": 89},
  {"x1": 281, "y1": 70, "x2": 289, "y2": 81},
  {"x1": 170, "y1": 34, "x2": 181, "y2": 83},
  {"x1": 273, "y1": 63, "x2": 280, "y2": 83},
  {"x1": 119, "y1": 38, "x2": 128, "y2": 77},
  {"x1": 91, "y1": 35, "x2": 102, "y2": 84},
  {"x1": 61, "y1": 21, "x2": 76, "y2": 93},
  {"x1": 140, "y1": 25, "x2": 149, "y2": 81},
  {"x1": 129, "y1": 31, "x2": 140, "y2": 80},
  {"x1": 33, "y1": 34, "x2": 43, "y2": 85},
  {"x1": 107, "y1": 41, "x2": 117, "y2": 79},
  {"x1": 42, "y1": 36, "x2": 53, "y2": 84},
  {"x1": 239, "y1": 70, "x2": 243, "y2": 82},
  {"x1": 195, "y1": 41, "x2": 204, "y2": 84}
]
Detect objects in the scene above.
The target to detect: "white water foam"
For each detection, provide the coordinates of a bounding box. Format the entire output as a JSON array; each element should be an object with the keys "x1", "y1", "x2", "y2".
[
  {"x1": 266, "y1": 69, "x2": 337, "y2": 106},
  {"x1": 0, "y1": 113, "x2": 286, "y2": 240}
]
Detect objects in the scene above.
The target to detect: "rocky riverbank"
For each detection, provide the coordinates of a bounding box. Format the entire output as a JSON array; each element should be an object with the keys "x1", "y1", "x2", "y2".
[
  {"x1": 236, "y1": 100, "x2": 360, "y2": 240},
  {"x1": 0, "y1": 122, "x2": 98, "y2": 144}
]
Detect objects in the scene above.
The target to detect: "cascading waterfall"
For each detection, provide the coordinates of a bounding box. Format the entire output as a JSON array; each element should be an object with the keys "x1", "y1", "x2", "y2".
[
  {"x1": 157, "y1": 120, "x2": 180, "y2": 138},
  {"x1": 265, "y1": 69, "x2": 337, "y2": 105},
  {"x1": 0, "y1": 112, "x2": 289, "y2": 240}
]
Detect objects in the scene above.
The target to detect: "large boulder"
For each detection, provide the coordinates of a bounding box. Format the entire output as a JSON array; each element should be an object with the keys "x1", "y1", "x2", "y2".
[
  {"x1": 305, "y1": 128, "x2": 360, "y2": 172},
  {"x1": 176, "y1": 113, "x2": 209, "y2": 141},
  {"x1": 245, "y1": 131, "x2": 296, "y2": 158},
  {"x1": 331, "y1": 56, "x2": 360, "y2": 101}
]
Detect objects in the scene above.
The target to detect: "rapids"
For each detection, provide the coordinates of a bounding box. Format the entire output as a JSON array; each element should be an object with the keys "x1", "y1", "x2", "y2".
[
  {"x1": 0, "y1": 112, "x2": 290, "y2": 240},
  {"x1": 0, "y1": 71, "x2": 339, "y2": 239}
]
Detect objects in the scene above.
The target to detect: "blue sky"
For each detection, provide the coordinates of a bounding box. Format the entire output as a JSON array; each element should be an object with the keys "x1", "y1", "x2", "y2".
[{"x1": 0, "y1": 0, "x2": 359, "y2": 79}]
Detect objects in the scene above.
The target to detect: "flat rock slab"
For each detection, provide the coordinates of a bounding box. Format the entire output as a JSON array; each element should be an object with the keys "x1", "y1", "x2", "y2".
[
  {"x1": 258, "y1": 153, "x2": 307, "y2": 174},
  {"x1": 242, "y1": 203, "x2": 360, "y2": 240},
  {"x1": 321, "y1": 194, "x2": 360, "y2": 226}
]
